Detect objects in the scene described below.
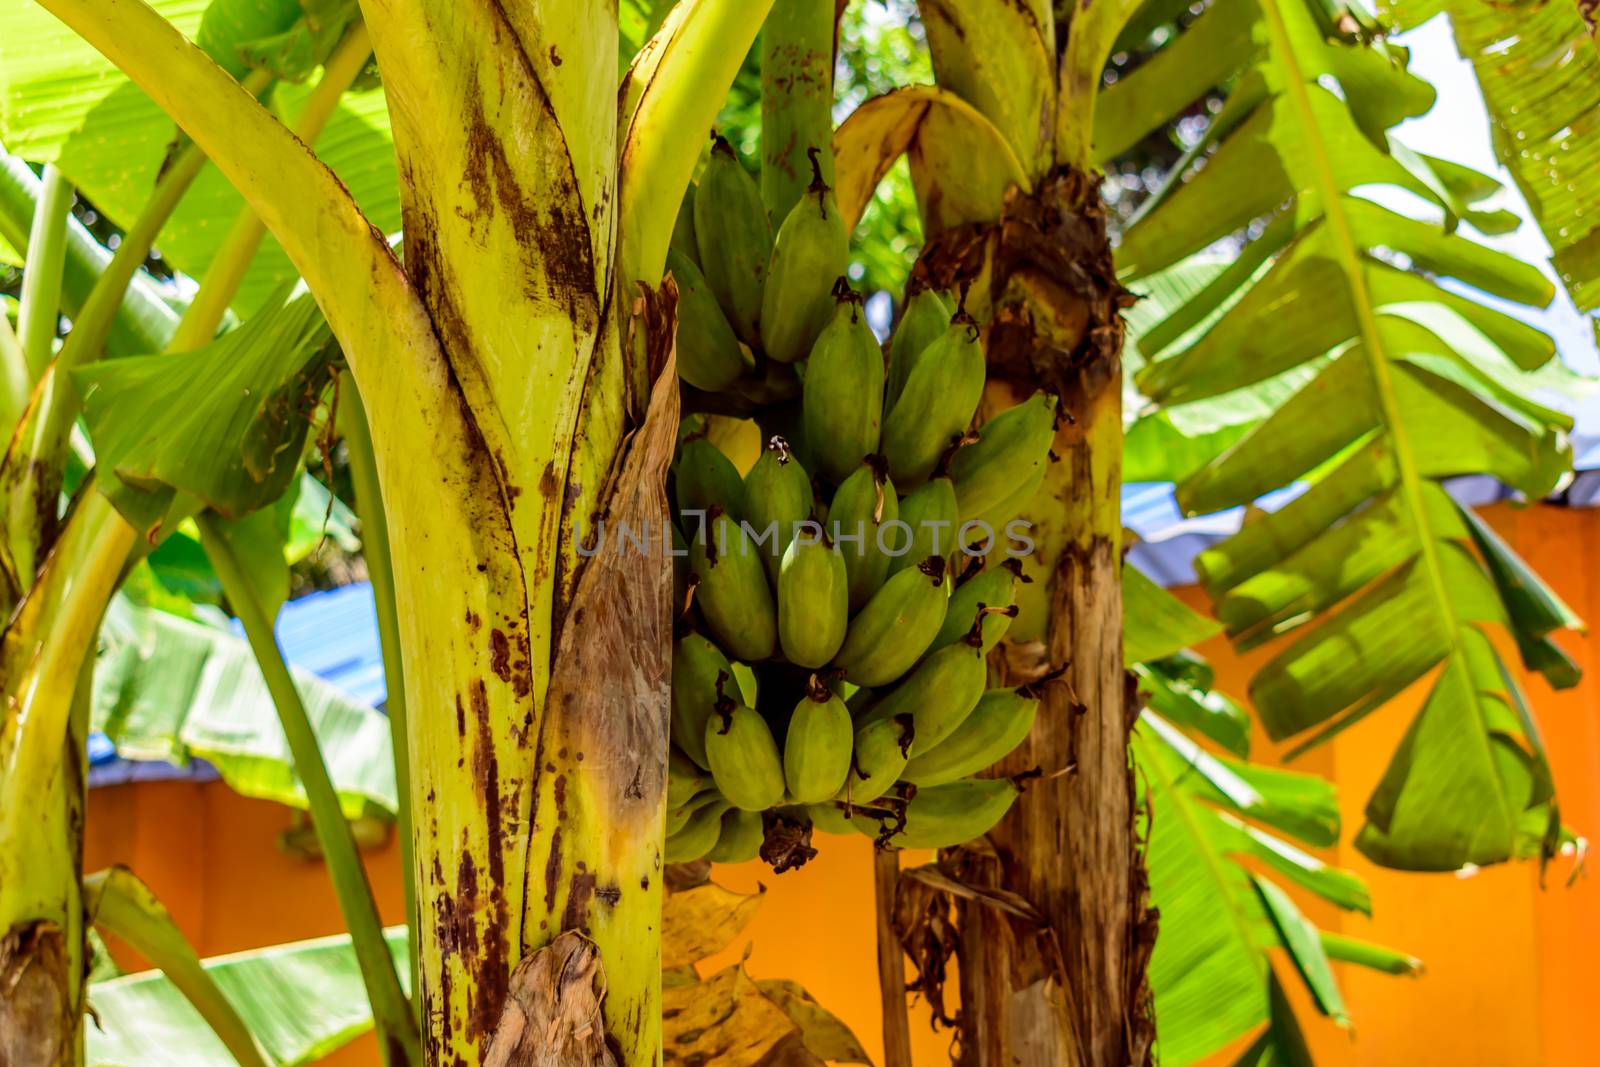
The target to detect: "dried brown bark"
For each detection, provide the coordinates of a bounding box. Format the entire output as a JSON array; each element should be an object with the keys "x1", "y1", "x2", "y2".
[
  {"x1": 917, "y1": 170, "x2": 1156, "y2": 1067},
  {"x1": 485, "y1": 931, "x2": 616, "y2": 1067},
  {"x1": 873, "y1": 851, "x2": 914, "y2": 1067},
  {"x1": 0, "y1": 922, "x2": 70, "y2": 1067}
]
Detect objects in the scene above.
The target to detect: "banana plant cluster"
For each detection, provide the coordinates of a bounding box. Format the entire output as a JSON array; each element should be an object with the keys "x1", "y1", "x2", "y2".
[{"x1": 0, "y1": 0, "x2": 1592, "y2": 1065}]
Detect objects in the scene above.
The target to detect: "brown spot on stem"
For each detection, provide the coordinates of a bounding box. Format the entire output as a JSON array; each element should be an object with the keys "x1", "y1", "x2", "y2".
[{"x1": 489, "y1": 629, "x2": 512, "y2": 682}]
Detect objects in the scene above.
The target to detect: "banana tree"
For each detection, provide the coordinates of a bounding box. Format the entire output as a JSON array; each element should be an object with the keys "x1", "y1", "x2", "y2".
[
  {"x1": 831, "y1": 1, "x2": 1161, "y2": 1060},
  {"x1": 3, "y1": 0, "x2": 770, "y2": 1062}
]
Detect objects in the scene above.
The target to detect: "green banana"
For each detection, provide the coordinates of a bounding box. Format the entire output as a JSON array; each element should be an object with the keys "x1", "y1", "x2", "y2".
[
  {"x1": 838, "y1": 712, "x2": 914, "y2": 805},
  {"x1": 885, "y1": 288, "x2": 953, "y2": 412},
  {"x1": 665, "y1": 798, "x2": 696, "y2": 838},
  {"x1": 671, "y1": 180, "x2": 700, "y2": 268},
  {"x1": 966, "y1": 467, "x2": 1043, "y2": 559},
  {"x1": 806, "y1": 802, "x2": 858, "y2": 836},
  {"x1": 827, "y1": 458, "x2": 898, "y2": 612},
  {"x1": 777, "y1": 535, "x2": 848, "y2": 668},
  {"x1": 902, "y1": 687, "x2": 1039, "y2": 787},
  {"x1": 676, "y1": 434, "x2": 746, "y2": 521},
  {"x1": 689, "y1": 508, "x2": 776, "y2": 662},
  {"x1": 965, "y1": 463, "x2": 1045, "y2": 553},
  {"x1": 668, "y1": 248, "x2": 749, "y2": 393},
  {"x1": 666, "y1": 797, "x2": 732, "y2": 862},
  {"x1": 694, "y1": 134, "x2": 772, "y2": 343},
  {"x1": 706, "y1": 808, "x2": 765, "y2": 864},
  {"x1": 704, "y1": 694, "x2": 787, "y2": 811},
  {"x1": 930, "y1": 563, "x2": 1019, "y2": 654},
  {"x1": 862, "y1": 642, "x2": 987, "y2": 756},
  {"x1": 742, "y1": 435, "x2": 814, "y2": 582},
  {"x1": 871, "y1": 777, "x2": 1018, "y2": 850},
  {"x1": 801, "y1": 286, "x2": 885, "y2": 485},
  {"x1": 881, "y1": 317, "x2": 986, "y2": 488},
  {"x1": 832, "y1": 556, "x2": 950, "y2": 688},
  {"x1": 782, "y1": 683, "x2": 853, "y2": 803},
  {"x1": 671, "y1": 634, "x2": 734, "y2": 768},
  {"x1": 948, "y1": 392, "x2": 1057, "y2": 522},
  {"x1": 887, "y1": 476, "x2": 959, "y2": 579},
  {"x1": 668, "y1": 747, "x2": 712, "y2": 808},
  {"x1": 761, "y1": 147, "x2": 850, "y2": 364}
]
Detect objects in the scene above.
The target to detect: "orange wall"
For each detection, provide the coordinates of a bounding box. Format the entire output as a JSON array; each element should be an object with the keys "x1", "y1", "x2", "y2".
[{"x1": 85, "y1": 501, "x2": 1600, "y2": 1065}]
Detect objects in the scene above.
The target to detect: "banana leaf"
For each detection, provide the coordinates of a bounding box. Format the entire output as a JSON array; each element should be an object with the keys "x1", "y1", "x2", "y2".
[
  {"x1": 93, "y1": 596, "x2": 397, "y2": 820},
  {"x1": 72, "y1": 287, "x2": 333, "y2": 535},
  {"x1": 0, "y1": 0, "x2": 398, "y2": 317},
  {"x1": 1136, "y1": 704, "x2": 1416, "y2": 1066},
  {"x1": 1381, "y1": 0, "x2": 1600, "y2": 311},
  {"x1": 1117, "y1": 0, "x2": 1582, "y2": 871},
  {"x1": 86, "y1": 926, "x2": 409, "y2": 1067}
]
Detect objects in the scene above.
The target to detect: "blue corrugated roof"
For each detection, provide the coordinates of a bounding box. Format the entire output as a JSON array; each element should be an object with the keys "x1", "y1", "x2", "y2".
[
  {"x1": 233, "y1": 582, "x2": 389, "y2": 709},
  {"x1": 90, "y1": 584, "x2": 389, "y2": 784}
]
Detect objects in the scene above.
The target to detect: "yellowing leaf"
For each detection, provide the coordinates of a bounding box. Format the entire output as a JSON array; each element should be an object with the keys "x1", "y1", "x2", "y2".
[
  {"x1": 662, "y1": 964, "x2": 794, "y2": 1067},
  {"x1": 756, "y1": 979, "x2": 873, "y2": 1065},
  {"x1": 832, "y1": 85, "x2": 1030, "y2": 235},
  {"x1": 661, "y1": 881, "x2": 764, "y2": 968}
]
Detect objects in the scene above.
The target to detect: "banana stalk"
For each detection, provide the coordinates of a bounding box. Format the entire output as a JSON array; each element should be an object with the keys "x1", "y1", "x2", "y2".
[
  {"x1": 198, "y1": 512, "x2": 418, "y2": 1065},
  {"x1": 760, "y1": 0, "x2": 838, "y2": 220},
  {"x1": 337, "y1": 373, "x2": 420, "y2": 1016},
  {"x1": 0, "y1": 492, "x2": 126, "y2": 1063},
  {"x1": 14, "y1": 165, "x2": 71, "y2": 381}
]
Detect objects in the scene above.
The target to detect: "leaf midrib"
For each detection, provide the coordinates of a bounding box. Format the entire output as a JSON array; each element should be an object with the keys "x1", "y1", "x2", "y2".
[{"x1": 1255, "y1": 0, "x2": 1510, "y2": 823}]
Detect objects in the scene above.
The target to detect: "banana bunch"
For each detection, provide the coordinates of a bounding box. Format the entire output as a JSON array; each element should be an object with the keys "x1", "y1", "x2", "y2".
[
  {"x1": 657, "y1": 138, "x2": 1062, "y2": 868},
  {"x1": 668, "y1": 136, "x2": 847, "y2": 399}
]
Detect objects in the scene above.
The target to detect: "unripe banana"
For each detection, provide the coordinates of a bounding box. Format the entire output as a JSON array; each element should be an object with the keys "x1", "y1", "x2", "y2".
[
  {"x1": 828, "y1": 458, "x2": 898, "y2": 612},
  {"x1": 881, "y1": 318, "x2": 986, "y2": 488},
  {"x1": 676, "y1": 434, "x2": 746, "y2": 521},
  {"x1": 742, "y1": 436, "x2": 814, "y2": 582},
  {"x1": 705, "y1": 808, "x2": 764, "y2": 864},
  {"x1": 783, "y1": 682, "x2": 853, "y2": 804},
  {"x1": 668, "y1": 747, "x2": 712, "y2": 809},
  {"x1": 666, "y1": 797, "x2": 732, "y2": 862},
  {"x1": 668, "y1": 249, "x2": 749, "y2": 393},
  {"x1": 801, "y1": 286, "x2": 885, "y2": 485},
  {"x1": 671, "y1": 181, "x2": 701, "y2": 268},
  {"x1": 930, "y1": 564, "x2": 1019, "y2": 655},
  {"x1": 949, "y1": 392, "x2": 1057, "y2": 522},
  {"x1": 761, "y1": 148, "x2": 850, "y2": 364},
  {"x1": 832, "y1": 556, "x2": 950, "y2": 688},
  {"x1": 902, "y1": 688, "x2": 1039, "y2": 787},
  {"x1": 666, "y1": 801, "x2": 694, "y2": 839},
  {"x1": 778, "y1": 535, "x2": 848, "y2": 668},
  {"x1": 704, "y1": 694, "x2": 787, "y2": 811},
  {"x1": 862, "y1": 642, "x2": 987, "y2": 756},
  {"x1": 885, "y1": 288, "x2": 953, "y2": 412},
  {"x1": 887, "y1": 477, "x2": 959, "y2": 579},
  {"x1": 672, "y1": 634, "x2": 735, "y2": 768},
  {"x1": 694, "y1": 134, "x2": 772, "y2": 343},
  {"x1": 689, "y1": 509, "x2": 777, "y2": 662},
  {"x1": 838, "y1": 712, "x2": 914, "y2": 805},
  {"x1": 966, "y1": 462, "x2": 1045, "y2": 543},
  {"x1": 873, "y1": 777, "x2": 1018, "y2": 850},
  {"x1": 807, "y1": 802, "x2": 858, "y2": 837}
]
